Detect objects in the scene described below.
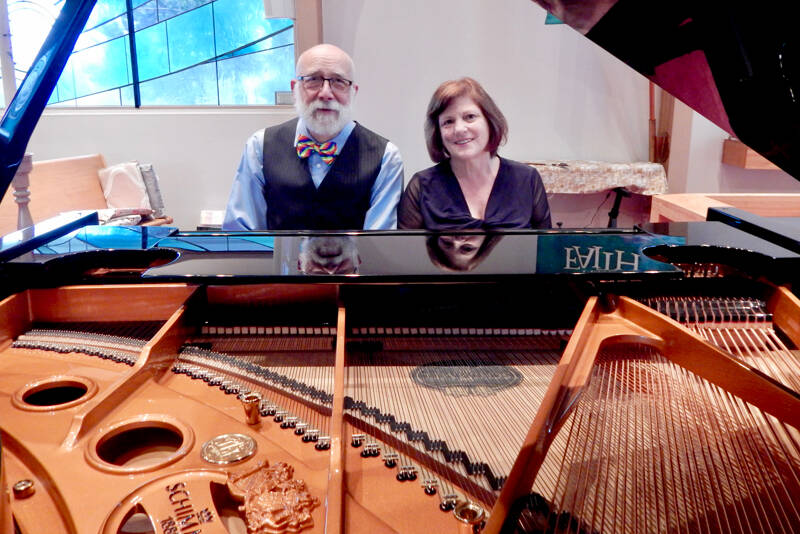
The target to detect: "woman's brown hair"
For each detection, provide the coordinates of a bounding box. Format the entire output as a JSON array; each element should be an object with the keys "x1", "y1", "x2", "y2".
[{"x1": 424, "y1": 77, "x2": 508, "y2": 163}]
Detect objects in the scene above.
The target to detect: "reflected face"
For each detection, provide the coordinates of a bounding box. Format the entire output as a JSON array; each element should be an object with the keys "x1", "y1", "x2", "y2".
[
  {"x1": 298, "y1": 236, "x2": 360, "y2": 275},
  {"x1": 438, "y1": 96, "x2": 491, "y2": 162},
  {"x1": 292, "y1": 47, "x2": 357, "y2": 141},
  {"x1": 437, "y1": 234, "x2": 486, "y2": 270}
]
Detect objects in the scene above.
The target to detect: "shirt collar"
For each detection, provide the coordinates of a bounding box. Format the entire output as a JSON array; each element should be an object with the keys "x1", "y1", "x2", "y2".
[{"x1": 295, "y1": 118, "x2": 356, "y2": 155}]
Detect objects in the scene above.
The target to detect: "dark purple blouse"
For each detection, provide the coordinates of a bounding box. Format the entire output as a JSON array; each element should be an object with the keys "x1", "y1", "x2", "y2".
[{"x1": 398, "y1": 157, "x2": 552, "y2": 230}]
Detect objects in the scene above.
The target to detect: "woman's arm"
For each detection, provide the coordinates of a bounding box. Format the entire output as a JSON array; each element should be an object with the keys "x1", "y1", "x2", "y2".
[
  {"x1": 398, "y1": 175, "x2": 425, "y2": 229},
  {"x1": 529, "y1": 167, "x2": 552, "y2": 229}
]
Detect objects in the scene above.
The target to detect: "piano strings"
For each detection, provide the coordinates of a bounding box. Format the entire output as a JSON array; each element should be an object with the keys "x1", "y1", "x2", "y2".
[
  {"x1": 532, "y1": 343, "x2": 800, "y2": 533},
  {"x1": 344, "y1": 329, "x2": 567, "y2": 510},
  {"x1": 8, "y1": 292, "x2": 800, "y2": 532}
]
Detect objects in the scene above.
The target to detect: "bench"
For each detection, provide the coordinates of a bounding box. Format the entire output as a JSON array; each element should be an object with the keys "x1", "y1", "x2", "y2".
[{"x1": 0, "y1": 154, "x2": 172, "y2": 236}]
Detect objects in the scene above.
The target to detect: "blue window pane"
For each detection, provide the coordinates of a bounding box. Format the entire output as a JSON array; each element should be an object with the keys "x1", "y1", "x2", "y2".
[
  {"x1": 76, "y1": 87, "x2": 124, "y2": 105},
  {"x1": 71, "y1": 36, "x2": 130, "y2": 97},
  {"x1": 217, "y1": 45, "x2": 293, "y2": 105},
  {"x1": 84, "y1": 0, "x2": 127, "y2": 30},
  {"x1": 267, "y1": 21, "x2": 293, "y2": 48},
  {"x1": 167, "y1": 5, "x2": 214, "y2": 71},
  {"x1": 221, "y1": 27, "x2": 292, "y2": 60},
  {"x1": 53, "y1": 58, "x2": 77, "y2": 102},
  {"x1": 134, "y1": 0, "x2": 158, "y2": 30},
  {"x1": 136, "y1": 23, "x2": 169, "y2": 80},
  {"x1": 158, "y1": 0, "x2": 212, "y2": 21},
  {"x1": 213, "y1": 0, "x2": 290, "y2": 55},
  {"x1": 75, "y1": 13, "x2": 128, "y2": 51},
  {"x1": 139, "y1": 63, "x2": 218, "y2": 105},
  {"x1": 12, "y1": 0, "x2": 294, "y2": 108},
  {"x1": 120, "y1": 85, "x2": 135, "y2": 105},
  {"x1": 124, "y1": 33, "x2": 133, "y2": 76}
]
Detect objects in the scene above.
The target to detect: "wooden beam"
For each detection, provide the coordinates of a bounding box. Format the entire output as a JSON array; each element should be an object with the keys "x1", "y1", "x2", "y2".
[{"x1": 295, "y1": 0, "x2": 323, "y2": 57}]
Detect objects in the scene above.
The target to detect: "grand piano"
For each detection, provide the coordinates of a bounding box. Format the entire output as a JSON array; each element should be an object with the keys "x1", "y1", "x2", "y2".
[{"x1": 2, "y1": 2, "x2": 800, "y2": 533}]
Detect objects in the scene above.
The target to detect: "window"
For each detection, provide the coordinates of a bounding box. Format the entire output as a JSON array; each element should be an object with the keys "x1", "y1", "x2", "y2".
[{"x1": 3, "y1": 0, "x2": 295, "y2": 106}]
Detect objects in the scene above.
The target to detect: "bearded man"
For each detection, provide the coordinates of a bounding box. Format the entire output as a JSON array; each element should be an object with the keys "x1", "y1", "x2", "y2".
[{"x1": 223, "y1": 44, "x2": 404, "y2": 230}]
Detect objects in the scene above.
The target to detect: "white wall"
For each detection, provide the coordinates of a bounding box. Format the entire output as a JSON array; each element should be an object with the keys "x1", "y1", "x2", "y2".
[
  {"x1": 323, "y1": 0, "x2": 650, "y2": 179},
  {"x1": 684, "y1": 113, "x2": 800, "y2": 194},
  {"x1": 27, "y1": 106, "x2": 296, "y2": 230},
  {"x1": 25, "y1": 1, "x2": 653, "y2": 229},
  {"x1": 27, "y1": 0, "x2": 778, "y2": 230}
]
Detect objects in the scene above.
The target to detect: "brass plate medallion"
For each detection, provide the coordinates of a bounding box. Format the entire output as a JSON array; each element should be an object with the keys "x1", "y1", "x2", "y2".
[
  {"x1": 201, "y1": 433, "x2": 256, "y2": 464},
  {"x1": 411, "y1": 360, "x2": 523, "y2": 396}
]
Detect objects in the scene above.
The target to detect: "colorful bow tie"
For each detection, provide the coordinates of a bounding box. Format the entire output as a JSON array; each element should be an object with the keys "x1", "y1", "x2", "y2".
[{"x1": 296, "y1": 135, "x2": 337, "y2": 165}]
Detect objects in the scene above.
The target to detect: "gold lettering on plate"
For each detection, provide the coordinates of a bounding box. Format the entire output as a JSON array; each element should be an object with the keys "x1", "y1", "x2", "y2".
[{"x1": 228, "y1": 460, "x2": 319, "y2": 533}]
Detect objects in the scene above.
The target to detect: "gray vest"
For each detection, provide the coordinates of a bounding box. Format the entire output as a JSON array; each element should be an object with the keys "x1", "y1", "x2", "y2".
[{"x1": 262, "y1": 119, "x2": 388, "y2": 230}]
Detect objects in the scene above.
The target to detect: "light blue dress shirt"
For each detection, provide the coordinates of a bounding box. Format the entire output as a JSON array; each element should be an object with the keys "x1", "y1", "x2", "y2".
[{"x1": 223, "y1": 119, "x2": 404, "y2": 230}]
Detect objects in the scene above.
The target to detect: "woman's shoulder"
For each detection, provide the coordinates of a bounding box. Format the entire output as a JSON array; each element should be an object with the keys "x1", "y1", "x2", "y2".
[{"x1": 411, "y1": 161, "x2": 452, "y2": 183}]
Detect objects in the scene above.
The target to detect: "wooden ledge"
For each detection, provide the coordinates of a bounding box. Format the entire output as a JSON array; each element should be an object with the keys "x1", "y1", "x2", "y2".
[
  {"x1": 650, "y1": 193, "x2": 800, "y2": 222},
  {"x1": 722, "y1": 139, "x2": 780, "y2": 170}
]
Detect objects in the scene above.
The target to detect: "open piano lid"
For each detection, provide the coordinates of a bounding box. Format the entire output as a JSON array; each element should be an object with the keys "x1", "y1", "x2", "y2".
[
  {"x1": 1, "y1": 0, "x2": 799, "y2": 202},
  {"x1": 534, "y1": 0, "x2": 800, "y2": 176},
  {"x1": 0, "y1": 0, "x2": 97, "y2": 198}
]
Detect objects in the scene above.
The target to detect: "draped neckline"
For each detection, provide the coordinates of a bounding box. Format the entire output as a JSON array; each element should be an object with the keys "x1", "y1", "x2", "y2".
[{"x1": 441, "y1": 157, "x2": 508, "y2": 225}]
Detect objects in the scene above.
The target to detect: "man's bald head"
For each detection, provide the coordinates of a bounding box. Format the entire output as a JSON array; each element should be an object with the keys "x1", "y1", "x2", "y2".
[
  {"x1": 291, "y1": 44, "x2": 358, "y2": 142},
  {"x1": 296, "y1": 44, "x2": 356, "y2": 81}
]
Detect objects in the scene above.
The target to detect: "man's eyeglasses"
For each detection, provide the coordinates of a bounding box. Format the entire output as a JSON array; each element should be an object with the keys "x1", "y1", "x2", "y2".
[{"x1": 297, "y1": 75, "x2": 353, "y2": 93}]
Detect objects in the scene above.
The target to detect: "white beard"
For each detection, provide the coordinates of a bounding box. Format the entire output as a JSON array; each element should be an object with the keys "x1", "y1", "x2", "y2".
[
  {"x1": 298, "y1": 236, "x2": 360, "y2": 274},
  {"x1": 294, "y1": 87, "x2": 354, "y2": 139}
]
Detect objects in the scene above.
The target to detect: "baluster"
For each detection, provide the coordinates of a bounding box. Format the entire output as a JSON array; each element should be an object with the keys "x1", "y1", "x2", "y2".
[{"x1": 12, "y1": 153, "x2": 33, "y2": 230}]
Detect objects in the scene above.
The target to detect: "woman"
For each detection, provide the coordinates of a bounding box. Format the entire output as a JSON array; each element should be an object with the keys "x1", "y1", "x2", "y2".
[{"x1": 398, "y1": 77, "x2": 551, "y2": 230}]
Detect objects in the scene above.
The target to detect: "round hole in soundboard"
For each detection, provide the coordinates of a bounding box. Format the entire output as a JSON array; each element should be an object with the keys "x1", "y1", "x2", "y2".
[
  {"x1": 86, "y1": 416, "x2": 195, "y2": 474},
  {"x1": 12, "y1": 376, "x2": 98, "y2": 411},
  {"x1": 96, "y1": 426, "x2": 183, "y2": 468},
  {"x1": 23, "y1": 383, "x2": 87, "y2": 406}
]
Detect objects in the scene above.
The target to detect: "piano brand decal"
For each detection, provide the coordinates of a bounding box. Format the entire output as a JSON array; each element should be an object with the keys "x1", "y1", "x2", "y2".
[
  {"x1": 160, "y1": 482, "x2": 215, "y2": 534},
  {"x1": 537, "y1": 234, "x2": 685, "y2": 274},
  {"x1": 411, "y1": 360, "x2": 523, "y2": 396},
  {"x1": 564, "y1": 245, "x2": 640, "y2": 271}
]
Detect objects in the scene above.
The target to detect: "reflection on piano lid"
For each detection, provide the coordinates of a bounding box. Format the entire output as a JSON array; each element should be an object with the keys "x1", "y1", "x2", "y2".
[
  {"x1": 0, "y1": 211, "x2": 98, "y2": 261},
  {"x1": 6, "y1": 222, "x2": 800, "y2": 288},
  {"x1": 706, "y1": 206, "x2": 800, "y2": 255}
]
